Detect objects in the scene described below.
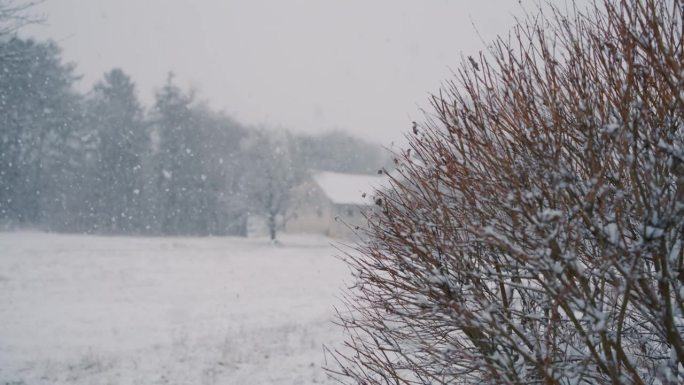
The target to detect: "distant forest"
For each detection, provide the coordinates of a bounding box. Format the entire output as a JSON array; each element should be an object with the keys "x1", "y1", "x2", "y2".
[{"x1": 0, "y1": 37, "x2": 388, "y2": 236}]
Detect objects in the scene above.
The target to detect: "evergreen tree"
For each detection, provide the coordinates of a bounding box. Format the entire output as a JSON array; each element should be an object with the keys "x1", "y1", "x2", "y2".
[
  {"x1": 86, "y1": 69, "x2": 148, "y2": 232},
  {"x1": 152, "y1": 74, "x2": 201, "y2": 235},
  {"x1": 0, "y1": 38, "x2": 82, "y2": 227}
]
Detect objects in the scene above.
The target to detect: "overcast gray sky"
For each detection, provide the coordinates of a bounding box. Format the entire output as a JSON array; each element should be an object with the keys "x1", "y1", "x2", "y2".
[{"x1": 26, "y1": 0, "x2": 557, "y2": 144}]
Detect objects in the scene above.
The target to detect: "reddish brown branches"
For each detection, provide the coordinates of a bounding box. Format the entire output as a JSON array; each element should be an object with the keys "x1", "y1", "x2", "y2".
[{"x1": 329, "y1": 1, "x2": 684, "y2": 384}]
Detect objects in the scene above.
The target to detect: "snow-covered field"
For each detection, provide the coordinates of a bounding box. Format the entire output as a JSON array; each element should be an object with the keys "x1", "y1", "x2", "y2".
[{"x1": 0, "y1": 232, "x2": 350, "y2": 385}]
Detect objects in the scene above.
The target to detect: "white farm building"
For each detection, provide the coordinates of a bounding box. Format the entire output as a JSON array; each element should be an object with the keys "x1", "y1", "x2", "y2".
[{"x1": 287, "y1": 171, "x2": 387, "y2": 238}]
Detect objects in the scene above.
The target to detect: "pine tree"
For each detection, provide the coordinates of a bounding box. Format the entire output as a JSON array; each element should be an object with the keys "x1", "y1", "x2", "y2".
[
  {"x1": 152, "y1": 74, "x2": 201, "y2": 235},
  {"x1": 86, "y1": 69, "x2": 148, "y2": 233},
  {"x1": 0, "y1": 38, "x2": 82, "y2": 227}
]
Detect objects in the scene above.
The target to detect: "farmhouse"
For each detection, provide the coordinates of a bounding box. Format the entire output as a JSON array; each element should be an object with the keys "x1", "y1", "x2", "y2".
[{"x1": 286, "y1": 171, "x2": 387, "y2": 238}]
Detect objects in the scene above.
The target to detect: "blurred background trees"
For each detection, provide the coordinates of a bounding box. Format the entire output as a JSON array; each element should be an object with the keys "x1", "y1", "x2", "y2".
[{"x1": 0, "y1": 36, "x2": 387, "y2": 236}]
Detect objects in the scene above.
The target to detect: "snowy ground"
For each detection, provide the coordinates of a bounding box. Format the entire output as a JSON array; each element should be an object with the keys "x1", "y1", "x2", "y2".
[{"x1": 0, "y1": 232, "x2": 351, "y2": 385}]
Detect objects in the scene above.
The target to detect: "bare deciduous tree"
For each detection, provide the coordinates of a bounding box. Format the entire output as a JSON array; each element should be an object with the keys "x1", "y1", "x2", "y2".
[
  {"x1": 242, "y1": 128, "x2": 301, "y2": 241},
  {"x1": 330, "y1": 1, "x2": 684, "y2": 384},
  {"x1": 0, "y1": 0, "x2": 42, "y2": 37}
]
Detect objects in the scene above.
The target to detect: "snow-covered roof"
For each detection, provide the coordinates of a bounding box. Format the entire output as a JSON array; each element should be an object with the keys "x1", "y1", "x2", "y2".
[{"x1": 312, "y1": 171, "x2": 387, "y2": 205}]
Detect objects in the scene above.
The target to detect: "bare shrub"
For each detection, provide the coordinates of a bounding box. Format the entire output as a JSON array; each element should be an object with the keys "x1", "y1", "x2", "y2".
[{"x1": 330, "y1": 1, "x2": 684, "y2": 384}]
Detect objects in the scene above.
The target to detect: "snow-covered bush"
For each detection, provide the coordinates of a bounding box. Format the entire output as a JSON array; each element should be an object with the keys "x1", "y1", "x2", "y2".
[{"x1": 330, "y1": 1, "x2": 684, "y2": 384}]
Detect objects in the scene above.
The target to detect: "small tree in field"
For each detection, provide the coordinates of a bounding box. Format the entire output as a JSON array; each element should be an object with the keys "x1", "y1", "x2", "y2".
[
  {"x1": 242, "y1": 128, "x2": 300, "y2": 241},
  {"x1": 330, "y1": 1, "x2": 684, "y2": 384}
]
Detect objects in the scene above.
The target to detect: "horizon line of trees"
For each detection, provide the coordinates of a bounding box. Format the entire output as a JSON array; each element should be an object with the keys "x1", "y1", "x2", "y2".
[{"x1": 0, "y1": 35, "x2": 388, "y2": 236}]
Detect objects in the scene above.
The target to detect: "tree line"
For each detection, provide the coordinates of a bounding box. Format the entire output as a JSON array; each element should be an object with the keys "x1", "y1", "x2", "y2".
[{"x1": 0, "y1": 36, "x2": 386, "y2": 236}]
